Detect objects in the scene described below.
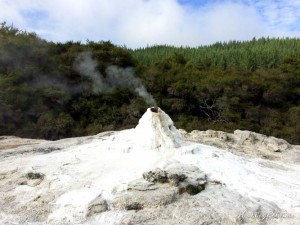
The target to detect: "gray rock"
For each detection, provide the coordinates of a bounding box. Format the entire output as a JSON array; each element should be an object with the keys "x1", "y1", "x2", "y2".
[
  {"x1": 164, "y1": 163, "x2": 207, "y2": 195},
  {"x1": 168, "y1": 173, "x2": 186, "y2": 186},
  {"x1": 17, "y1": 172, "x2": 44, "y2": 187},
  {"x1": 180, "y1": 129, "x2": 294, "y2": 162},
  {"x1": 27, "y1": 178, "x2": 43, "y2": 187},
  {"x1": 113, "y1": 184, "x2": 177, "y2": 210},
  {"x1": 0, "y1": 174, "x2": 5, "y2": 181},
  {"x1": 142, "y1": 164, "x2": 206, "y2": 195},
  {"x1": 118, "y1": 185, "x2": 287, "y2": 225},
  {"x1": 113, "y1": 163, "x2": 208, "y2": 212},
  {"x1": 87, "y1": 195, "x2": 108, "y2": 217},
  {"x1": 143, "y1": 168, "x2": 168, "y2": 183},
  {"x1": 127, "y1": 179, "x2": 158, "y2": 191}
]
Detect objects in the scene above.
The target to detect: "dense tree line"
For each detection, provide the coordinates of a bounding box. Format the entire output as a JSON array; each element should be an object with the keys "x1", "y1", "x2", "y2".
[
  {"x1": 131, "y1": 38, "x2": 300, "y2": 70},
  {"x1": 0, "y1": 23, "x2": 299, "y2": 143}
]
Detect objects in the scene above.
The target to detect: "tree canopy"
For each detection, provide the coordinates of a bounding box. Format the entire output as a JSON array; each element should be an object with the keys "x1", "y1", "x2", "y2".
[{"x1": 0, "y1": 23, "x2": 299, "y2": 144}]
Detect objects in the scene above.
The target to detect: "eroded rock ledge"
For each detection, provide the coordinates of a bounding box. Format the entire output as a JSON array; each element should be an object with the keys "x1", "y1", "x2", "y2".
[
  {"x1": 113, "y1": 163, "x2": 207, "y2": 211},
  {"x1": 110, "y1": 163, "x2": 290, "y2": 225},
  {"x1": 179, "y1": 129, "x2": 300, "y2": 162}
]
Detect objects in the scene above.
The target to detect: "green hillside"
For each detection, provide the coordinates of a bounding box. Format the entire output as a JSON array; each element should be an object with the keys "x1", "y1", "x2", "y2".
[
  {"x1": 131, "y1": 38, "x2": 300, "y2": 69},
  {"x1": 0, "y1": 23, "x2": 299, "y2": 143}
]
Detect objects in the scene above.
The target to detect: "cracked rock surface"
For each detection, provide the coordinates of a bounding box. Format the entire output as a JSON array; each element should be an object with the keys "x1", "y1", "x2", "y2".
[{"x1": 113, "y1": 163, "x2": 207, "y2": 212}]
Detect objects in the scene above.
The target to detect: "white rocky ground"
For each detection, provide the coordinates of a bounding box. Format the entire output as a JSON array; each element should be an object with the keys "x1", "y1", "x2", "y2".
[{"x1": 0, "y1": 107, "x2": 299, "y2": 225}]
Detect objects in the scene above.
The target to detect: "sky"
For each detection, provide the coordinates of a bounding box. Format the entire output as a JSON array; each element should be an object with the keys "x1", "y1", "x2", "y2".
[{"x1": 0, "y1": 0, "x2": 300, "y2": 48}]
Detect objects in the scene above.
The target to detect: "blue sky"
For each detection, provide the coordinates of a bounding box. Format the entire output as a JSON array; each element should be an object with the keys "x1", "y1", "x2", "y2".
[{"x1": 0, "y1": 0, "x2": 300, "y2": 48}]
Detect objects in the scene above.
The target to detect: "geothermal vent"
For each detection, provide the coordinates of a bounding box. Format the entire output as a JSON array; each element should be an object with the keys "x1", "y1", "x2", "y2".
[{"x1": 134, "y1": 107, "x2": 185, "y2": 150}]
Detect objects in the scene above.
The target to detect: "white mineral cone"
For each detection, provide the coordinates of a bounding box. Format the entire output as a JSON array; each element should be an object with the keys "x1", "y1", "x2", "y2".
[{"x1": 133, "y1": 107, "x2": 185, "y2": 150}]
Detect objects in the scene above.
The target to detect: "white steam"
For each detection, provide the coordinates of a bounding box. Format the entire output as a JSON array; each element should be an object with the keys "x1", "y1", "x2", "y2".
[{"x1": 73, "y1": 52, "x2": 156, "y2": 106}]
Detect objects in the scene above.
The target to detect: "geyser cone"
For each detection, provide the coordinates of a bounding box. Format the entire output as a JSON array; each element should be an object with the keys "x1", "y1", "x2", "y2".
[{"x1": 134, "y1": 107, "x2": 185, "y2": 150}]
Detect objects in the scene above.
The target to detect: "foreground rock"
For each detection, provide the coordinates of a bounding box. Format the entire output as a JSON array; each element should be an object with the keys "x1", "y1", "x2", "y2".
[
  {"x1": 112, "y1": 163, "x2": 293, "y2": 225},
  {"x1": 0, "y1": 108, "x2": 299, "y2": 225},
  {"x1": 113, "y1": 163, "x2": 207, "y2": 211},
  {"x1": 119, "y1": 184, "x2": 289, "y2": 225},
  {"x1": 86, "y1": 195, "x2": 108, "y2": 217}
]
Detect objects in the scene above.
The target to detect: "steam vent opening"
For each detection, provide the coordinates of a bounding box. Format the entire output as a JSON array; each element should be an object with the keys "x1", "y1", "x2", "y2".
[{"x1": 150, "y1": 107, "x2": 159, "y2": 113}]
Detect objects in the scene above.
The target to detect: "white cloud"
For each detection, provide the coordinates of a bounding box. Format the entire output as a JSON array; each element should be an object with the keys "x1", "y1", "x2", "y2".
[
  {"x1": 246, "y1": 0, "x2": 300, "y2": 32},
  {"x1": 194, "y1": 3, "x2": 270, "y2": 44},
  {"x1": 0, "y1": 0, "x2": 299, "y2": 48}
]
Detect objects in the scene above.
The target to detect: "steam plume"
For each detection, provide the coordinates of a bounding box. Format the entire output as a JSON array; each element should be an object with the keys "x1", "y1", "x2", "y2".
[{"x1": 74, "y1": 52, "x2": 156, "y2": 106}]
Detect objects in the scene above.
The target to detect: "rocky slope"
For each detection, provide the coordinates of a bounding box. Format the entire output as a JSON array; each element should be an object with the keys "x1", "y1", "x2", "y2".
[
  {"x1": 0, "y1": 108, "x2": 299, "y2": 225},
  {"x1": 180, "y1": 129, "x2": 300, "y2": 163}
]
